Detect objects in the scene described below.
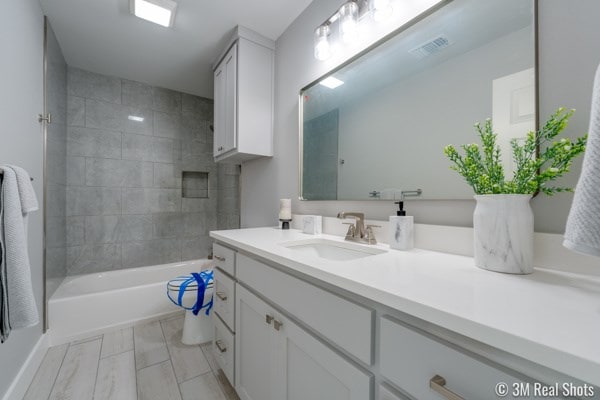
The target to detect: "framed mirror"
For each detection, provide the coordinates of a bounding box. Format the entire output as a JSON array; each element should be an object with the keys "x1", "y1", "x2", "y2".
[{"x1": 300, "y1": 0, "x2": 538, "y2": 200}]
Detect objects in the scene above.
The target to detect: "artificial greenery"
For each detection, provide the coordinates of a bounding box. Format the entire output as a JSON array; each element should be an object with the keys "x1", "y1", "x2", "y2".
[{"x1": 444, "y1": 108, "x2": 587, "y2": 195}]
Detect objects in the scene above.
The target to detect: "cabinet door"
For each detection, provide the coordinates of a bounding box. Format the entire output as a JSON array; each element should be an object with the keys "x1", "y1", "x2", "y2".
[
  {"x1": 235, "y1": 285, "x2": 277, "y2": 400},
  {"x1": 273, "y1": 306, "x2": 372, "y2": 400},
  {"x1": 223, "y1": 43, "x2": 237, "y2": 154},
  {"x1": 213, "y1": 61, "x2": 225, "y2": 156},
  {"x1": 213, "y1": 43, "x2": 237, "y2": 156}
]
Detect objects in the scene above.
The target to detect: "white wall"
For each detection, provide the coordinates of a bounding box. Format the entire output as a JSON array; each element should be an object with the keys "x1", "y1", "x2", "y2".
[
  {"x1": 0, "y1": 0, "x2": 45, "y2": 397},
  {"x1": 241, "y1": 0, "x2": 600, "y2": 234}
]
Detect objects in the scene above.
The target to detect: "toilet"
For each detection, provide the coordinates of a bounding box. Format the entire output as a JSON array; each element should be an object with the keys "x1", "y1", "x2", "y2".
[{"x1": 167, "y1": 270, "x2": 214, "y2": 345}]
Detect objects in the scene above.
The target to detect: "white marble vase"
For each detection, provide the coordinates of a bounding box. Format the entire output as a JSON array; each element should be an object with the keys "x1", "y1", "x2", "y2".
[{"x1": 473, "y1": 194, "x2": 534, "y2": 274}]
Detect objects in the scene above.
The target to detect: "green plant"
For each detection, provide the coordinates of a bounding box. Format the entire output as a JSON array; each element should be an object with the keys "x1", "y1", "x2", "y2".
[{"x1": 444, "y1": 108, "x2": 587, "y2": 195}]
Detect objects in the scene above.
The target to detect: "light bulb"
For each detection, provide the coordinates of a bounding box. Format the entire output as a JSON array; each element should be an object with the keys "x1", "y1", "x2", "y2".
[
  {"x1": 338, "y1": 2, "x2": 359, "y2": 43},
  {"x1": 369, "y1": 0, "x2": 393, "y2": 21},
  {"x1": 314, "y1": 25, "x2": 331, "y2": 60}
]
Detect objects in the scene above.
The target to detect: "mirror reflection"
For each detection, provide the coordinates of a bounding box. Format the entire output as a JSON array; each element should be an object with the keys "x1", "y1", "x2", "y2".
[{"x1": 300, "y1": 0, "x2": 536, "y2": 200}]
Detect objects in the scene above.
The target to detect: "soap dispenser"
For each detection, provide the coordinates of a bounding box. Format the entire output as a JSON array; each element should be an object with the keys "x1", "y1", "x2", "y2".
[{"x1": 389, "y1": 200, "x2": 414, "y2": 250}]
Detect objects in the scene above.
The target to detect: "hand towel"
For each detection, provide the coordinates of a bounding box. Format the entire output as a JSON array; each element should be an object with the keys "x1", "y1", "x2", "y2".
[
  {"x1": 0, "y1": 165, "x2": 39, "y2": 338},
  {"x1": 564, "y1": 65, "x2": 600, "y2": 257}
]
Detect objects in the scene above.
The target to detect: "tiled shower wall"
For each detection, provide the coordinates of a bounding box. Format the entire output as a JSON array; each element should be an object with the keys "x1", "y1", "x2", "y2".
[
  {"x1": 65, "y1": 67, "x2": 239, "y2": 275},
  {"x1": 45, "y1": 22, "x2": 68, "y2": 297}
]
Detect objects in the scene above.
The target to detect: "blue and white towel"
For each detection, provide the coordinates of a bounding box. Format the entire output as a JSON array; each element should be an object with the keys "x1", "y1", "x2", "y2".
[{"x1": 0, "y1": 165, "x2": 39, "y2": 342}]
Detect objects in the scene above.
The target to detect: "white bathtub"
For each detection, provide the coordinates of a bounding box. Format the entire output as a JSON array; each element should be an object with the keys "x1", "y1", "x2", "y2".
[{"x1": 49, "y1": 259, "x2": 213, "y2": 345}]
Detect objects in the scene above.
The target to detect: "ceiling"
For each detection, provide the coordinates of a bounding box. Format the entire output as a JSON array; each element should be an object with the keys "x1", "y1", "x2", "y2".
[{"x1": 40, "y1": 0, "x2": 313, "y2": 98}]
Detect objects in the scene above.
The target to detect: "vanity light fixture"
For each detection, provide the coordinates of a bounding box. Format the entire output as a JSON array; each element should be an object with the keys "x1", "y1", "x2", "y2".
[
  {"x1": 369, "y1": 0, "x2": 393, "y2": 21},
  {"x1": 319, "y1": 76, "x2": 344, "y2": 89},
  {"x1": 314, "y1": 25, "x2": 332, "y2": 61},
  {"x1": 128, "y1": 115, "x2": 145, "y2": 122},
  {"x1": 130, "y1": 0, "x2": 177, "y2": 28},
  {"x1": 339, "y1": 2, "x2": 359, "y2": 43}
]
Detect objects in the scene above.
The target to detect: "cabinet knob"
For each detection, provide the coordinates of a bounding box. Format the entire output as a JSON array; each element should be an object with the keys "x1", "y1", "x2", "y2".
[
  {"x1": 265, "y1": 314, "x2": 274, "y2": 325},
  {"x1": 215, "y1": 339, "x2": 227, "y2": 353},
  {"x1": 214, "y1": 255, "x2": 226, "y2": 262},
  {"x1": 273, "y1": 319, "x2": 283, "y2": 331},
  {"x1": 216, "y1": 291, "x2": 227, "y2": 301},
  {"x1": 429, "y1": 375, "x2": 464, "y2": 400}
]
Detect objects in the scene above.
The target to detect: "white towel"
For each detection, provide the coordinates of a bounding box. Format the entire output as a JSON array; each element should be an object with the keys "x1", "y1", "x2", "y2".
[
  {"x1": 564, "y1": 65, "x2": 600, "y2": 257},
  {"x1": 0, "y1": 165, "x2": 39, "y2": 333}
]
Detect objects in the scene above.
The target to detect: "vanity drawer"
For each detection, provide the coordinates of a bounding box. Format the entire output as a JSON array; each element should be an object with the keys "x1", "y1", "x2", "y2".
[
  {"x1": 214, "y1": 267, "x2": 235, "y2": 332},
  {"x1": 380, "y1": 316, "x2": 522, "y2": 400},
  {"x1": 236, "y1": 253, "x2": 373, "y2": 365},
  {"x1": 213, "y1": 243, "x2": 236, "y2": 276},
  {"x1": 213, "y1": 313, "x2": 235, "y2": 386}
]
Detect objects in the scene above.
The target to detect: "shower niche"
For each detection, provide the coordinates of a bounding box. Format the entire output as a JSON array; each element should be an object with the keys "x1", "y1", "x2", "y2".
[{"x1": 182, "y1": 171, "x2": 209, "y2": 198}]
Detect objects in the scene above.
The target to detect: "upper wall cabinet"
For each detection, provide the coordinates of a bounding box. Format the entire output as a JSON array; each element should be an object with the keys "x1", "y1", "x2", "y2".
[{"x1": 213, "y1": 26, "x2": 274, "y2": 163}]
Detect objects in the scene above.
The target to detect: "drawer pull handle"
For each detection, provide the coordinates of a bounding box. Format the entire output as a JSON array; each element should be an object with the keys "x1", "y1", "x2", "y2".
[
  {"x1": 265, "y1": 315, "x2": 274, "y2": 325},
  {"x1": 273, "y1": 319, "x2": 283, "y2": 331},
  {"x1": 214, "y1": 255, "x2": 226, "y2": 262},
  {"x1": 215, "y1": 340, "x2": 227, "y2": 353},
  {"x1": 216, "y1": 291, "x2": 228, "y2": 301},
  {"x1": 429, "y1": 375, "x2": 464, "y2": 400}
]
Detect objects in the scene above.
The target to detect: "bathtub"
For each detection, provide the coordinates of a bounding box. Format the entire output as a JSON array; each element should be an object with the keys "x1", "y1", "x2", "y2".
[{"x1": 49, "y1": 259, "x2": 213, "y2": 345}]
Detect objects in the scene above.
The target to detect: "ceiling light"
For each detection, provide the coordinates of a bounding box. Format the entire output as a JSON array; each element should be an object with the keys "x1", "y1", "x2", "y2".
[
  {"x1": 369, "y1": 0, "x2": 393, "y2": 21},
  {"x1": 314, "y1": 25, "x2": 332, "y2": 61},
  {"x1": 339, "y1": 2, "x2": 359, "y2": 44},
  {"x1": 128, "y1": 115, "x2": 145, "y2": 122},
  {"x1": 130, "y1": 0, "x2": 177, "y2": 28},
  {"x1": 319, "y1": 77, "x2": 344, "y2": 89}
]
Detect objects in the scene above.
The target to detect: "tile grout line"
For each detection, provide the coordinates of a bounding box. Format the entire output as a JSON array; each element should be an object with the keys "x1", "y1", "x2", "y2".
[
  {"x1": 37, "y1": 341, "x2": 71, "y2": 400},
  {"x1": 90, "y1": 334, "x2": 104, "y2": 399},
  {"x1": 159, "y1": 319, "x2": 185, "y2": 400}
]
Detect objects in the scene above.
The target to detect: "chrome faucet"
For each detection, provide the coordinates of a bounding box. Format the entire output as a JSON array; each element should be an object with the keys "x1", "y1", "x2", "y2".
[{"x1": 337, "y1": 212, "x2": 379, "y2": 244}]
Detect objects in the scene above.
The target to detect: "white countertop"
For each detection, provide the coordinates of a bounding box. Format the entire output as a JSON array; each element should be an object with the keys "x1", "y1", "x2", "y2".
[{"x1": 210, "y1": 227, "x2": 600, "y2": 386}]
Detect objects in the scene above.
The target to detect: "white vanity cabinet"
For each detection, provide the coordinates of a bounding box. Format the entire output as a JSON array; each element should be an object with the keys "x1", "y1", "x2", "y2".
[
  {"x1": 213, "y1": 26, "x2": 274, "y2": 163},
  {"x1": 211, "y1": 243, "x2": 237, "y2": 385},
  {"x1": 236, "y1": 285, "x2": 372, "y2": 400},
  {"x1": 379, "y1": 316, "x2": 527, "y2": 400}
]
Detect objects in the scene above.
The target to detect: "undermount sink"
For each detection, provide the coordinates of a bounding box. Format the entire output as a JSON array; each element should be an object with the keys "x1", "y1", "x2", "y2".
[{"x1": 280, "y1": 238, "x2": 387, "y2": 261}]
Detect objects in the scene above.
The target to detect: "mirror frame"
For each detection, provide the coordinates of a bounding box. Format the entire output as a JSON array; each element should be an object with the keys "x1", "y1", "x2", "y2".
[{"x1": 298, "y1": 0, "x2": 539, "y2": 201}]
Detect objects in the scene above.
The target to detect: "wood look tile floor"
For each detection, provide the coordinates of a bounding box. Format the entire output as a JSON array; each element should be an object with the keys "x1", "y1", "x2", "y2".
[{"x1": 23, "y1": 315, "x2": 239, "y2": 400}]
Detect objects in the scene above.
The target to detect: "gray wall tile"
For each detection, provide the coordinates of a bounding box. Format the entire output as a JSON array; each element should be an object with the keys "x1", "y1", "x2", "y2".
[
  {"x1": 47, "y1": 216, "x2": 67, "y2": 248},
  {"x1": 122, "y1": 80, "x2": 153, "y2": 109},
  {"x1": 152, "y1": 213, "x2": 183, "y2": 238},
  {"x1": 181, "y1": 93, "x2": 212, "y2": 119},
  {"x1": 47, "y1": 183, "x2": 67, "y2": 218},
  {"x1": 85, "y1": 158, "x2": 153, "y2": 188},
  {"x1": 154, "y1": 112, "x2": 181, "y2": 139},
  {"x1": 67, "y1": 96, "x2": 85, "y2": 127},
  {"x1": 67, "y1": 244, "x2": 122, "y2": 275},
  {"x1": 122, "y1": 188, "x2": 181, "y2": 214},
  {"x1": 66, "y1": 156, "x2": 85, "y2": 185},
  {"x1": 85, "y1": 215, "x2": 153, "y2": 244},
  {"x1": 86, "y1": 99, "x2": 153, "y2": 135},
  {"x1": 67, "y1": 126, "x2": 122, "y2": 159},
  {"x1": 68, "y1": 67, "x2": 121, "y2": 104},
  {"x1": 66, "y1": 186, "x2": 122, "y2": 216},
  {"x1": 67, "y1": 216, "x2": 85, "y2": 247},
  {"x1": 154, "y1": 163, "x2": 181, "y2": 188},
  {"x1": 181, "y1": 236, "x2": 212, "y2": 261},
  {"x1": 180, "y1": 115, "x2": 207, "y2": 142},
  {"x1": 153, "y1": 88, "x2": 181, "y2": 113},
  {"x1": 122, "y1": 239, "x2": 180, "y2": 268},
  {"x1": 64, "y1": 68, "x2": 237, "y2": 275},
  {"x1": 122, "y1": 134, "x2": 180, "y2": 163}
]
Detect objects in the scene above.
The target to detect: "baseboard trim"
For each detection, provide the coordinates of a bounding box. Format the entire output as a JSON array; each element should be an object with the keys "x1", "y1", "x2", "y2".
[{"x1": 2, "y1": 333, "x2": 49, "y2": 400}]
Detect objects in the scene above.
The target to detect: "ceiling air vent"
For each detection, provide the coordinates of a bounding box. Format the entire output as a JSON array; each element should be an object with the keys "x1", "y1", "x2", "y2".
[{"x1": 409, "y1": 35, "x2": 452, "y2": 59}]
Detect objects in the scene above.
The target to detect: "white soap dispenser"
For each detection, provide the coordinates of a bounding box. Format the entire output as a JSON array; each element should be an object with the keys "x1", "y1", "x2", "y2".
[{"x1": 389, "y1": 199, "x2": 414, "y2": 250}]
